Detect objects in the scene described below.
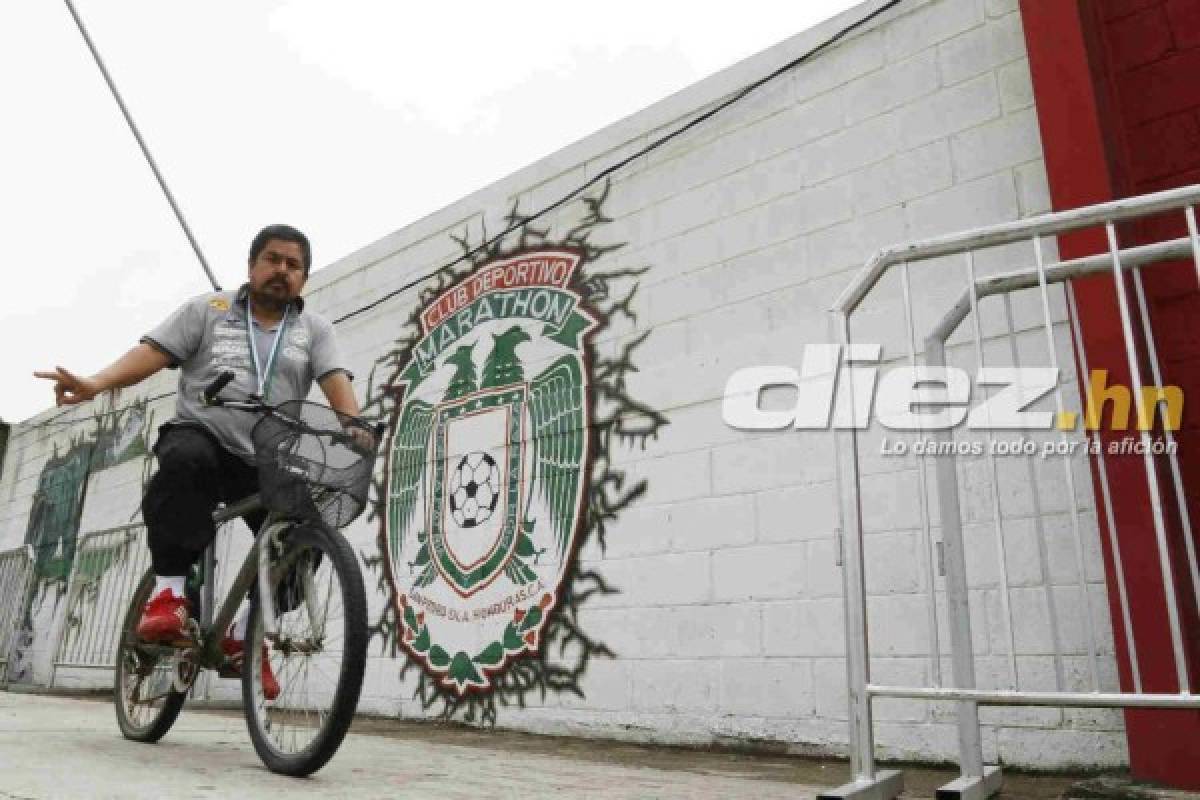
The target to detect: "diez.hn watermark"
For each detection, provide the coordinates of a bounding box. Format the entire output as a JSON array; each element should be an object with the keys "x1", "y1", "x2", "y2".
[{"x1": 722, "y1": 344, "x2": 1183, "y2": 457}]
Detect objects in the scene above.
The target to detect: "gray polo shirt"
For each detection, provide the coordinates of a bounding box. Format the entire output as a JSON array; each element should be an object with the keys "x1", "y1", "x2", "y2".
[{"x1": 142, "y1": 284, "x2": 350, "y2": 462}]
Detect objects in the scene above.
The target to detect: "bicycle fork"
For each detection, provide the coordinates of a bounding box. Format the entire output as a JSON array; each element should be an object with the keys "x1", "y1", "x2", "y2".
[{"x1": 256, "y1": 519, "x2": 292, "y2": 642}]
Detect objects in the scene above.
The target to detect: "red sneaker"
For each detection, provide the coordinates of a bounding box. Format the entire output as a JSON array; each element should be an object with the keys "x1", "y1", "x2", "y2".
[
  {"x1": 136, "y1": 589, "x2": 193, "y2": 643},
  {"x1": 220, "y1": 631, "x2": 280, "y2": 701}
]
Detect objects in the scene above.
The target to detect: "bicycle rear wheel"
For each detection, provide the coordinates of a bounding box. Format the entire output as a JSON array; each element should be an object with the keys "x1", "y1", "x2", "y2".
[
  {"x1": 114, "y1": 570, "x2": 188, "y2": 742},
  {"x1": 242, "y1": 524, "x2": 367, "y2": 776}
]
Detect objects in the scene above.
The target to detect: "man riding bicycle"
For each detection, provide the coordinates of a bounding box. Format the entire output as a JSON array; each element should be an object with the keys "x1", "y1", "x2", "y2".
[{"x1": 35, "y1": 224, "x2": 360, "y2": 699}]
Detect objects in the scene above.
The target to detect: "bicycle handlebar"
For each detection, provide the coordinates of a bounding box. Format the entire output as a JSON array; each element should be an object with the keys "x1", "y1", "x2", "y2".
[
  {"x1": 200, "y1": 371, "x2": 386, "y2": 442},
  {"x1": 202, "y1": 370, "x2": 237, "y2": 405}
]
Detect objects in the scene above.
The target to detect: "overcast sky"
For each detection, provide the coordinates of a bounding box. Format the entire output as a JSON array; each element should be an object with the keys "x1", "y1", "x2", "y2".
[{"x1": 2, "y1": 0, "x2": 861, "y2": 424}]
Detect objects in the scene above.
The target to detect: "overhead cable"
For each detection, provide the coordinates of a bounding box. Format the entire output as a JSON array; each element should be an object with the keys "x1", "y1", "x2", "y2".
[
  {"x1": 331, "y1": 0, "x2": 905, "y2": 326},
  {"x1": 63, "y1": 0, "x2": 220, "y2": 290}
]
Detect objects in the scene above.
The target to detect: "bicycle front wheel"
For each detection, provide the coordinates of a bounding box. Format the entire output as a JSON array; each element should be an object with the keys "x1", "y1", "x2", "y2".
[
  {"x1": 242, "y1": 524, "x2": 367, "y2": 776},
  {"x1": 114, "y1": 570, "x2": 188, "y2": 742}
]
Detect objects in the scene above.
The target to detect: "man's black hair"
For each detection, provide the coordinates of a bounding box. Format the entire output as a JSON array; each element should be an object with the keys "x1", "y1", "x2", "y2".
[{"x1": 249, "y1": 224, "x2": 312, "y2": 275}]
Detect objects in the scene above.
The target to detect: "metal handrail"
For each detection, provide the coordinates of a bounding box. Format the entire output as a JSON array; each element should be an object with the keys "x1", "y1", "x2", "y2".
[
  {"x1": 929, "y1": 236, "x2": 1193, "y2": 342},
  {"x1": 834, "y1": 183, "x2": 1200, "y2": 315},
  {"x1": 869, "y1": 686, "x2": 1200, "y2": 708}
]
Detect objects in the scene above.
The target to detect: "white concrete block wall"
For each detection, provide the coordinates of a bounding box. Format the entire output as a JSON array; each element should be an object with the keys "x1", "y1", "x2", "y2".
[
  {"x1": 0, "y1": 0, "x2": 1130, "y2": 770},
  {"x1": 0, "y1": 381, "x2": 178, "y2": 687}
]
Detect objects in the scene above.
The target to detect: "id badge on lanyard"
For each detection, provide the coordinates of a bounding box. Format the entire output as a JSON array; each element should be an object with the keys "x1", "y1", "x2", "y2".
[{"x1": 246, "y1": 296, "x2": 289, "y2": 401}]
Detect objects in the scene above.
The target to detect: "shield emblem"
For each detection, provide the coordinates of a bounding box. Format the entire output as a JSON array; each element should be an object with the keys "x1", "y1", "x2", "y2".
[
  {"x1": 382, "y1": 249, "x2": 597, "y2": 693},
  {"x1": 428, "y1": 386, "x2": 526, "y2": 597}
]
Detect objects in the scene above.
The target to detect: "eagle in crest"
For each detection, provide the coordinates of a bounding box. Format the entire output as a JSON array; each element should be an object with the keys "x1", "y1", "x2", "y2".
[{"x1": 387, "y1": 323, "x2": 586, "y2": 577}]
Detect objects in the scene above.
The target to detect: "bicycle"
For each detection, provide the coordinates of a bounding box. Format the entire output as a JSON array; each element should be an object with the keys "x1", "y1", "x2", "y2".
[{"x1": 112, "y1": 371, "x2": 381, "y2": 776}]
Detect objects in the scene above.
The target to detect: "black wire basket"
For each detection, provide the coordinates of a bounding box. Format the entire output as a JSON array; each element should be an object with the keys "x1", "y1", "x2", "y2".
[{"x1": 251, "y1": 400, "x2": 378, "y2": 530}]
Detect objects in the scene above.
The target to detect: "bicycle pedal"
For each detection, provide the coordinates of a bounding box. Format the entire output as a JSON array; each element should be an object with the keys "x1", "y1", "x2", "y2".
[{"x1": 170, "y1": 652, "x2": 200, "y2": 693}]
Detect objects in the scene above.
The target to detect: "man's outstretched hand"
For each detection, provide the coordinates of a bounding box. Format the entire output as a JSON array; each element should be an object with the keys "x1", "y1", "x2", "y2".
[
  {"x1": 33, "y1": 345, "x2": 171, "y2": 407},
  {"x1": 34, "y1": 367, "x2": 101, "y2": 406}
]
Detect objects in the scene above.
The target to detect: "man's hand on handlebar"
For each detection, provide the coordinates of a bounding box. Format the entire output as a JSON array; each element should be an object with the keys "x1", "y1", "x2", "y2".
[{"x1": 345, "y1": 425, "x2": 376, "y2": 454}]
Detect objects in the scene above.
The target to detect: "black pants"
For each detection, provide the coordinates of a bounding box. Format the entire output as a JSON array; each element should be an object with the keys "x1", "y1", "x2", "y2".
[{"x1": 142, "y1": 425, "x2": 265, "y2": 576}]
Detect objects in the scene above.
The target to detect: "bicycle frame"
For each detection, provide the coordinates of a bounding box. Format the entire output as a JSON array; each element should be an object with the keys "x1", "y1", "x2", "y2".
[
  {"x1": 196, "y1": 496, "x2": 300, "y2": 667},
  {"x1": 187, "y1": 379, "x2": 373, "y2": 669}
]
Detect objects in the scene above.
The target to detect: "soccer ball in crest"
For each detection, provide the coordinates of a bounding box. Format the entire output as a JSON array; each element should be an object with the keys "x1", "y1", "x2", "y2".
[{"x1": 448, "y1": 451, "x2": 500, "y2": 528}]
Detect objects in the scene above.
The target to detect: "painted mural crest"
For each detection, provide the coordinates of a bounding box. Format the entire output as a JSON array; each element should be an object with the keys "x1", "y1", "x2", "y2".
[{"x1": 383, "y1": 248, "x2": 597, "y2": 693}]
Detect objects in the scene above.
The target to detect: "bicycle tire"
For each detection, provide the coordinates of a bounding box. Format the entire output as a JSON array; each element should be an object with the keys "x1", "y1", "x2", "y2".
[
  {"x1": 242, "y1": 524, "x2": 367, "y2": 776},
  {"x1": 113, "y1": 570, "x2": 188, "y2": 743}
]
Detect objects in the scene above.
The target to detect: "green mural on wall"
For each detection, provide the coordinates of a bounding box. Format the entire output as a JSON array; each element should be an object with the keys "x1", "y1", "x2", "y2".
[
  {"x1": 23, "y1": 400, "x2": 151, "y2": 587},
  {"x1": 8, "y1": 398, "x2": 154, "y2": 682}
]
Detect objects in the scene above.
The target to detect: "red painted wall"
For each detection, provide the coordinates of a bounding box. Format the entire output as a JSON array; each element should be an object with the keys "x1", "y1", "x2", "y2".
[
  {"x1": 1096, "y1": 0, "x2": 1200, "y2": 484},
  {"x1": 1021, "y1": 0, "x2": 1200, "y2": 789}
]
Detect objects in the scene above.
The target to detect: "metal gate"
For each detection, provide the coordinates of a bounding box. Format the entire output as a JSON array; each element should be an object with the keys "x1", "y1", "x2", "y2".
[
  {"x1": 49, "y1": 524, "x2": 148, "y2": 688},
  {"x1": 822, "y1": 184, "x2": 1200, "y2": 799},
  {"x1": 46, "y1": 520, "x2": 245, "y2": 695},
  {"x1": 0, "y1": 545, "x2": 36, "y2": 688}
]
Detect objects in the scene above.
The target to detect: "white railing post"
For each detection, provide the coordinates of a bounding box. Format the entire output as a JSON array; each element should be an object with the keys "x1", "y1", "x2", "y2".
[
  {"x1": 1104, "y1": 223, "x2": 1192, "y2": 695},
  {"x1": 830, "y1": 182, "x2": 1200, "y2": 797},
  {"x1": 820, "y1": 312, "x2": 903, "y2": 800},
  {"x1": 924, "y1": 337, "x2": 1002, "y2": 799}
]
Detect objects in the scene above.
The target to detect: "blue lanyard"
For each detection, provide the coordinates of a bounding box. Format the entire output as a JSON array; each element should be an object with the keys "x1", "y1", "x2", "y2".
[{"x1": 245, "y1": 296, "x2": 289, "y2": 401}]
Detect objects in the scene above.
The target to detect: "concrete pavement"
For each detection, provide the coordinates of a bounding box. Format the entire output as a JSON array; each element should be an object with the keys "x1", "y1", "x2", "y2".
[{"x1": 0, "y1": 690, "x2": 1146, "y2": 799}]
